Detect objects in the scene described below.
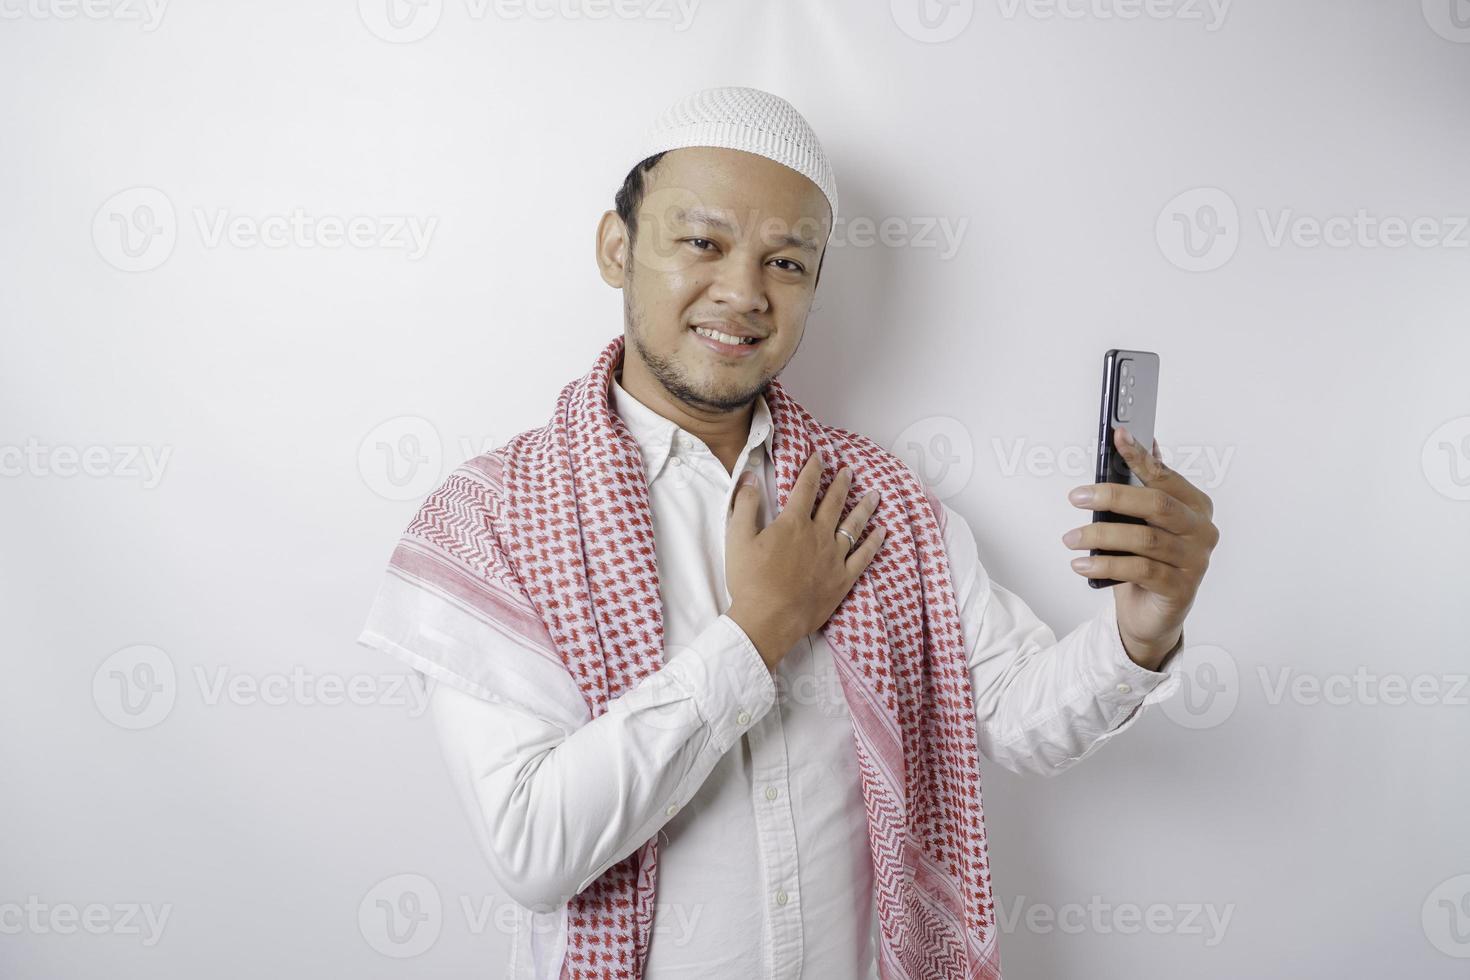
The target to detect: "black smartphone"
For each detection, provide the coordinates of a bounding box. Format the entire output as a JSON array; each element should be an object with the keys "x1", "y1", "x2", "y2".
[{"x1": 1088, "y1": 349, "x2": 1160, "y2": 589}]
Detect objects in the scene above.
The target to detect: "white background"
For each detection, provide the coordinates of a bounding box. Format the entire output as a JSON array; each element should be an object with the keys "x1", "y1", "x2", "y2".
[{"x1": 3, "y1": 1, "x2": 1468, "y2": 977}]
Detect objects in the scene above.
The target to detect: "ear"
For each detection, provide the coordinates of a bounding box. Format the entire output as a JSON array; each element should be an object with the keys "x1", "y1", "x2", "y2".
[{"x1": 595, "y1": 210, "x2": 630, "y2": 288}]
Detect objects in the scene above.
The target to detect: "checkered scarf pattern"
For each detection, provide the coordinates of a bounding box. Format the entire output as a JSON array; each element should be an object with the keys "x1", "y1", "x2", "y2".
[{"x1": 392, "y1": 334, "x2": 1003, "y2": 979}]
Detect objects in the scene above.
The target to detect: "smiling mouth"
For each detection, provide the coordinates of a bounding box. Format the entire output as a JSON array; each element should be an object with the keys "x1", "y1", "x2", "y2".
[
  {"x1": 689, "y1": 327, "x2": 765, "y2": 361},
  {"x1": 691, "y1": 324, "x2": 764, "y2": 347}
]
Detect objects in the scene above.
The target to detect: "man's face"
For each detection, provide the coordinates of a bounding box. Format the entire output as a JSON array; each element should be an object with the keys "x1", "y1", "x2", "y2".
[{"x1": 604, "y1": 146, "x2": 830, "y2": 414}]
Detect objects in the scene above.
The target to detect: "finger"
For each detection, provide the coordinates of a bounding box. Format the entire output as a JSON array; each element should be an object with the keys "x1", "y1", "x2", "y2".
[
  {"x1": 782, "y1": 449, "x2": 826, "y2": 523},
  {"x1": 726, "y1": 471, "x2": 761, "y2": 539},
  {"x1": 1112, "y1": 425, "x2": 1171, "y2": 486},
  {"x1": 1069, "y1": 482, "x2": 1199, "y2": 535},
  {"x1": 845, "y1": 521, "x2": 888, "y2": 576},
  {"x1": 1070, "y1": 553, "x2": 1187, "y2": 594},
  {"x1": 837, "y1": 488, "x2": 880, "y2": 538},
  {"x1": 1062, "y1": 521, "x2": 1190, "y2": 569},
  {"x1": 814, "y1": 464, "x2": 854, "y2": 530},
  {"x1": 1113, "y1": 426, "x2": 1213, "y2": 520}
]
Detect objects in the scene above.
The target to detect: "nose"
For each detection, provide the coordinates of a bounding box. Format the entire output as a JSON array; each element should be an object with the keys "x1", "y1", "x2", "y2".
[{"x1": 706, "y1": 254, "x2": 769, "y2": 316}]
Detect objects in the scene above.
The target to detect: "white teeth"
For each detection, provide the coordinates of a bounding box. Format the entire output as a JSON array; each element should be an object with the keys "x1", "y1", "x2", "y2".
[{"x1": 694, "y1": 325, "x2": 758, "y2": 346}]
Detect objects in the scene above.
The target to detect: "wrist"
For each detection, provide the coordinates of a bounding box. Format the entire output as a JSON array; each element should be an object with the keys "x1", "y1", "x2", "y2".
[
  {"x1": 725, "y1": 602, "x2": 796, "y2": 669},
  {"x1": 1118, "y1": 625, "x2": 1184, "y2": 673}
]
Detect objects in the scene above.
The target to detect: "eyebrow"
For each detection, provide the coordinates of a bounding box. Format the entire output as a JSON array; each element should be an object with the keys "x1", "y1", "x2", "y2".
[{"x1": 672, "y1": 206, "x2": 820, "y2": 254}]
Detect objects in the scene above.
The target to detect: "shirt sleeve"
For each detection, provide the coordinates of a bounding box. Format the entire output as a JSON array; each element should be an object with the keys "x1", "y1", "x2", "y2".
[
  {"x1": 937, "y1": 499, "x2": 1184, "y2": 777},
  {"x1": 421, "y1": 613, "x2": 777, "y2": 912}
]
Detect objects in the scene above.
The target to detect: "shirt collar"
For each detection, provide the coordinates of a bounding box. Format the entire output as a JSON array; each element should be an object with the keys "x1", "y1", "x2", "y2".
[{"x1": 610, "y1": 367, "x2": 775, "y2": 484}]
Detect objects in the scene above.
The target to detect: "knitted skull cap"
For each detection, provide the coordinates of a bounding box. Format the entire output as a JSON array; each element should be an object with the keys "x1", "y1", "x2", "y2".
[{"x1": 633, "y1": 85, "x2": 839, "y2": 240}]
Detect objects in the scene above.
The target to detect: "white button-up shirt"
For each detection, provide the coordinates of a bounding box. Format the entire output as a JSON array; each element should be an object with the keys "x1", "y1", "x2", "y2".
[{"x1": 420, "y1": 370, "x2": 1181, "y2": 979}]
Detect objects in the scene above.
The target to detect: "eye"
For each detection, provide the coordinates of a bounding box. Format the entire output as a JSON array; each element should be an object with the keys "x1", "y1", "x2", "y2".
[
  {"x1": 770, "y1": 258, "x2": 805, "y2": 273},
  {"x1": 685, "y1": 238, "x2": 716, "y2": 251}
]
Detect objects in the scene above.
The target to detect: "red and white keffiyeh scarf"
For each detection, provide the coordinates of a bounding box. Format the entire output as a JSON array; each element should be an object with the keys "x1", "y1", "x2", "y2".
[{"x1": 387, "y1": 333, "x2": 1003, "y2": 979}]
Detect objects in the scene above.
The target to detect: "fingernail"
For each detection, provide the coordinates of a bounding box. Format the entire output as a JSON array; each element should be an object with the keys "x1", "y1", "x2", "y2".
[
  {"x1": 1069, "y1": 487, "x2": 1093, "y2": 504},
  {"x1": 1062, "y1": 528, "x2": 1082, "y2": 547},
  {"x1": 1118, "y1": 426, "x2": 1135, "y2": 446},
  {"x1": 839, "y1": 465, "x2": 851, "y2": 479},
  {"x1": 1071, "y1": 557, "x2": 1094, "y2": 572},
  {"x1": 865, "y1": 489, "x2": 879, "y2": 503}
]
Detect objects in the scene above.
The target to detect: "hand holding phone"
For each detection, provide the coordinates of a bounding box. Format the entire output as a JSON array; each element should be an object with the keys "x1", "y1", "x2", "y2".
[
  {"x1": 1088, "y1": 349, "x2": 1159, "y2": 589},
  {"x1": 1065, "y1": 348, "x2": 1221, "y2": 670}
]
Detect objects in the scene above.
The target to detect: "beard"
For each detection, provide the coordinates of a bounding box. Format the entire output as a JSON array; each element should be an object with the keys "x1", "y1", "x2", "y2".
[{"x1": 624, "y1": 301, "x2": 779, "y2": 415}]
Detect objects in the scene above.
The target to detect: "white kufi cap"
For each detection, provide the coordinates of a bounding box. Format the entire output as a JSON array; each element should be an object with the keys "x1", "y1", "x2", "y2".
[{"x1": 631, "y1": 85, "x2": 839, "y2": 239}]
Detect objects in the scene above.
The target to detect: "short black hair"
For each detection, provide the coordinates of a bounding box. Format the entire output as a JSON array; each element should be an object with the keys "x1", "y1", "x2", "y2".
[
  {"x1": 614, "y1": 151, "x2": 669, "y2": 252},
  {"x1": 613, "y1": 152, "x2": 826, "y2": 287}
]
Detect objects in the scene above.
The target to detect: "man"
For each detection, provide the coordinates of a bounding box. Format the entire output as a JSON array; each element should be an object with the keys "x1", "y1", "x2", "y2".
[{"x1": 358, "y1": 85, "x2": 1219, "y2": 980}]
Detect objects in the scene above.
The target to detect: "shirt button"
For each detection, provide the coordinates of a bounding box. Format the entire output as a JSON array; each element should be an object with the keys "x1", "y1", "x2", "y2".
[
  {"x1": 670, "y1": 457, "x2": 682, "y2": 467},
  {"x1": 737, "y1": 709, "x2": 751, "y2": 725},
  {"x1": 1115, "y1": 683, "x2": 1132, "y2": 694},
  {"x1": 775, "y1": 889, "x2": 788, "y2": 906},
  {"x1": 765, "y1": 786, "x2": 778, "y2": 801},
  {"x1": 666, "y1": 804, "x2": 678, "y2": 816}
]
